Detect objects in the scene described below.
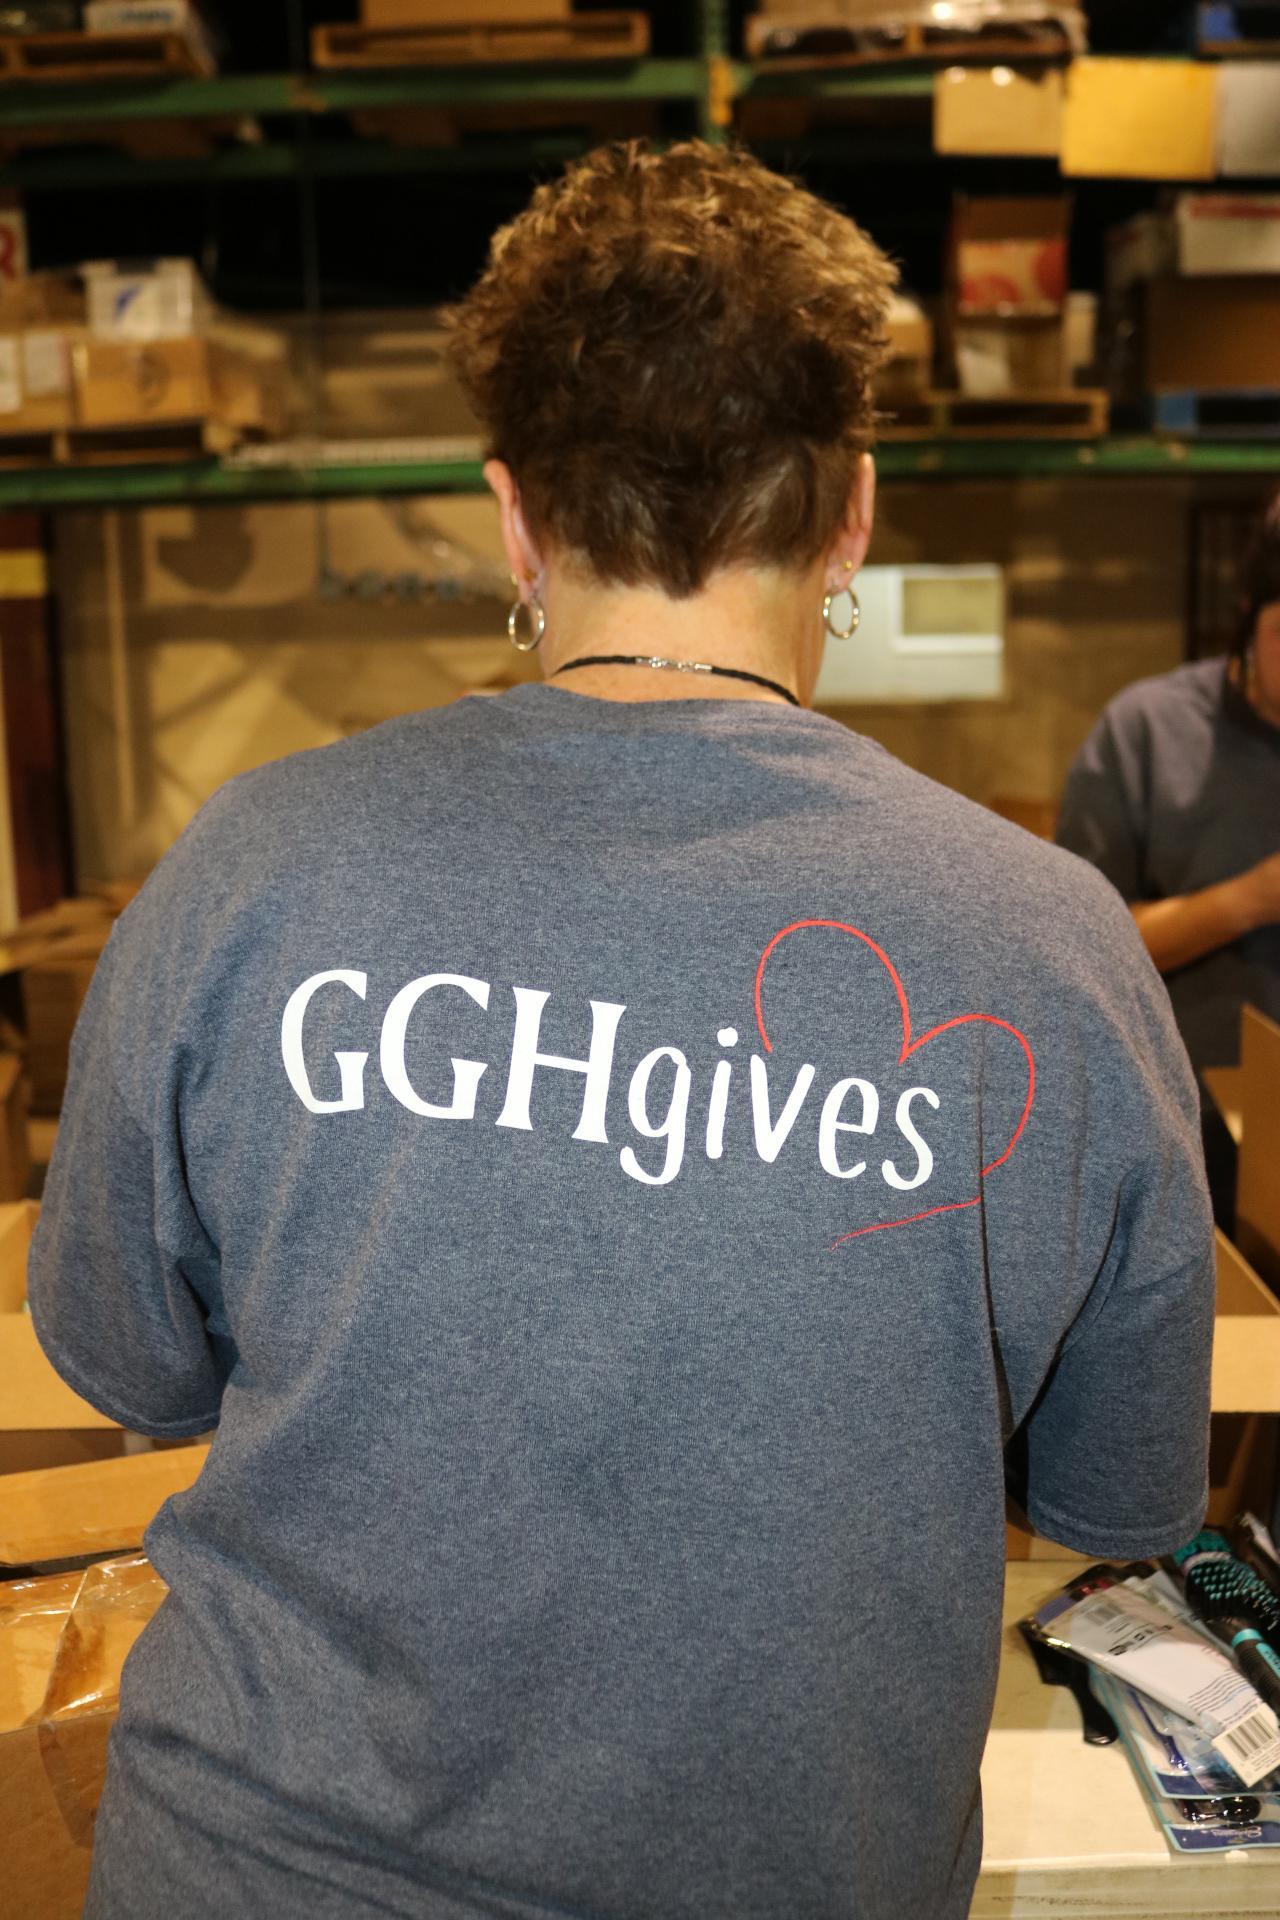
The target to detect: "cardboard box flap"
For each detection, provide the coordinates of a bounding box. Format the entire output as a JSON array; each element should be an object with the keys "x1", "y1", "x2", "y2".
[
  {"x1": 1213, "y1": 1230, "x2": 1280, "y2": 1415},
  {"x1": 0, "y1": 1446, "x2": 209, "y2": 1567},
  {"x1": 0, "y1": 1199, "x2": 37, "y2": 1314}
]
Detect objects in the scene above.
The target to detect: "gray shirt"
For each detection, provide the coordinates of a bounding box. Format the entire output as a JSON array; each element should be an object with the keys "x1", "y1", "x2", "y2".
[
  {"x1": 1056, "y1": 657, "x2": 1280, "y2": 1074},
  {"x1": 30, "y1": 685, "x2": 1213, "y2": 1920}
]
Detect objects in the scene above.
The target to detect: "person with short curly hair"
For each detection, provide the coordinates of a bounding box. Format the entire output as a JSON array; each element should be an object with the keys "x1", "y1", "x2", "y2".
[
  {"x1": 35, "y1": 141, "x2": 1214, "y2": 1920},
  {"x1": 449, "y1": 139, "x2": 896, "y2": 626},
  {"x1": 1058, "y1": 488, "x2": 1280, "y2": 1225}
]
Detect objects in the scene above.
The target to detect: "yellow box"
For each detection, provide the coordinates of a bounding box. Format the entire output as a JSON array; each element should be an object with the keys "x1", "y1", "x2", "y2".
[{"x1": 1062, "y1": 58, "x2": 1218, "y2": 180}]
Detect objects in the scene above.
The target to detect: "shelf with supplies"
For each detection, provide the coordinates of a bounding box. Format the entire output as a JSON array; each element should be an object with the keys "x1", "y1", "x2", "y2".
[{"x1": 6, "y1": 437, "x2": 1280, "y2": 510}]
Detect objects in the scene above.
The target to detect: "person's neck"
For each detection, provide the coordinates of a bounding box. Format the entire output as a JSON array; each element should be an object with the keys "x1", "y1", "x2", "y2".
[{"x1": 538, "y1": 565, "x2": 816, "y2": 707}]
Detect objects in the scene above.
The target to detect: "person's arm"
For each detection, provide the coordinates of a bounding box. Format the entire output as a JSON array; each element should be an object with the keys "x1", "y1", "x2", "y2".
[
  {"x1": 27, "y1": 913, "x2": 229, "y2": 1437},
  {"x1": 1132, "y1": 849, "x2": 1280, "y2": 974},
  {"x1": 1055, "y1": 710, "x2": 1144, "y2": 902},
  {"x1": 1017, "y1": 911, "x2": 1217, "y2": 1559}
]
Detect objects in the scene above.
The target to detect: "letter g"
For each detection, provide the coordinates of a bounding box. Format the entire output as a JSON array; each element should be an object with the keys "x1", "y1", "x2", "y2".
[{"x1": 281, "y1": 970, "x2": 369, "y2": 1112}]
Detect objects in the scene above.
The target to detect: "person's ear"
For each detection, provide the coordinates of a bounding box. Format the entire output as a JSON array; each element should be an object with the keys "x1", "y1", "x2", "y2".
[
  {"x1": 484, "y1": 460, "x2": 545, "y2": 593},
  {"x1": 823, "y1": 453, "x2": 876, "y2": 587}
]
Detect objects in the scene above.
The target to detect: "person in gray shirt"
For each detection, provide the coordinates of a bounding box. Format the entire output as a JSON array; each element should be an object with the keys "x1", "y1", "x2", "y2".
[
  {"x1": 30, "y1": 142, "x2": 1214, "y2": 1920},
  {"x1": 1057, "y1": 495, "x2": 1280, "y2": 1221}
]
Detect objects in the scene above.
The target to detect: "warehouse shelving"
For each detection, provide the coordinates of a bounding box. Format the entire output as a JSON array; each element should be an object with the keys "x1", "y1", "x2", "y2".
[
  {"x1": 1, "y1": 12, "x2": 1278, "y2": 496},
  {"x1": 4, "y1": 437, "x2": 1280, "y2": 511}
]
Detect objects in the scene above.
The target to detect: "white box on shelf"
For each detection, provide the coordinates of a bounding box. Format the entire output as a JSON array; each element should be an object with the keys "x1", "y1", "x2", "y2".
[
  {"x1": 1218, "y1": 65, "x2": 1280, "y2": 177},
  {"x1": 83, "y1": 259, "x2": 211, "y2": 343},
  {"x1": 1174, "y1": 194, "x2": 1280, "y2": 275}
]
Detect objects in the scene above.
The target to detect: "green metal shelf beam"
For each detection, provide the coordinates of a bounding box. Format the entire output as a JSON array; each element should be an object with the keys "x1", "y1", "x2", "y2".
[
  {"x1": 732, "y1": 61, "x2": 935, "y2": 101},
  {"x1": 5, "y1": 440, "x2": 1280, "y2": 509},
  {"x1": 0, "y1": 59, "x2": 708, "y2": 129}
]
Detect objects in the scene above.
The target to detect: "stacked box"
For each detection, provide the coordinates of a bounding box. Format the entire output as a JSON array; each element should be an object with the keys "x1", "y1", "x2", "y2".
[
  {"x1": 1106, "y1": 194, "x2": 1280, "y2": 399},
  {"x1": 0, "y1": 272, "x2": 86, "y2": 439},
  {"x1": 0, "y1": 895, "x2": 117, "y2": 1114},
  {"x1": 21, "y1": 945, "x2": 106, "y2": 1114},
  {"x1": 945, "y1": 198, "x2": 1095, "y2": 397}
]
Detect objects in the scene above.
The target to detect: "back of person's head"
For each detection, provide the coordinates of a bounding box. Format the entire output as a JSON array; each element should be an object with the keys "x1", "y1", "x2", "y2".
[{"x1": 447, "y1": 140, "x2": 897, "y2": 599}]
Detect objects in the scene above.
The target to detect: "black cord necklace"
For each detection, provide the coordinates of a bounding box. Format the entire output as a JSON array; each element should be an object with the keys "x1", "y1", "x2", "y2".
[{"x1": 552, "y1": 653, "x2": 801, "y2": 707}]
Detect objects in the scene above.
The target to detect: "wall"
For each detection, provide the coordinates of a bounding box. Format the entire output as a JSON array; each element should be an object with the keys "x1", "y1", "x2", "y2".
[{"x1": 53, "y1": 478, "x2": 1194, "y2": 885}]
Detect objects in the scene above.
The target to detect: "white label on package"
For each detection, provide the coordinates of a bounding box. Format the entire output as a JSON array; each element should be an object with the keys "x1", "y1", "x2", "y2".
[
  {"x1": 1054, "y1": 1588, "x2": 1280, "y2": 1786},
  {"x1": 22, "y1": 332, "x2": 68, "y2": 399},
  {"x1": 0, "y1": 338, "x2": 20, "y2": 415}
]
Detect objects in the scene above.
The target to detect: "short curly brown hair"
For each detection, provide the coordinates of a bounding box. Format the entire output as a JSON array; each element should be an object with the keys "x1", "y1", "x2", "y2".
[{"x1": 447, "y1": 140, "x2": 897, "y2": 598}]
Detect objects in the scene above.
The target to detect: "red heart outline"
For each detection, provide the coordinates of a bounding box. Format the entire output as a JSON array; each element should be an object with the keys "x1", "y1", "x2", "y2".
[{"x1": 753, "y1": 919, "x2": 1036, "y2": 1249}]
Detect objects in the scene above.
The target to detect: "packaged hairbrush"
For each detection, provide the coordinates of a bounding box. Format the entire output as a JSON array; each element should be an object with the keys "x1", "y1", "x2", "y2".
[
  {"x1": 1031, "y1": 1566, "x2": 1280, "y2": 1788},
  {"x1": 1094, "y1": 1672, "x2": 1280, "y2": 1852},
  {"x1": 1098, "y1": 1673, "x2": 1280, "y2": 1799}
]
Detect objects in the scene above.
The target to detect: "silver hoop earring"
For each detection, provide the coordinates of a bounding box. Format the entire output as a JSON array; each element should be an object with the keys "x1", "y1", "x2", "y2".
[
  {"x1": 823, "y1": 584, "x2": 861, "y2": 642},
  {"x1": 507, "y1": 595, "x2": 546, "y2": 653}
]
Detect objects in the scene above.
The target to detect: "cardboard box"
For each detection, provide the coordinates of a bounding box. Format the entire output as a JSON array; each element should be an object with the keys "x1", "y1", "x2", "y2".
[
  {"x1": 0, "y1": 271, "x2": 85, "y2": 330},
  {"x1": 0, "y1": 198, "x2": 28, "y2": 291},
  {"x1": 1, "y1": 1553, "x2": 168, "y2": 1920},
  {"x1": 1174, "y1": 194, "x2": 1280, "y2": 278},
  {"x1": 934, "y1": 65, "x2": 1063, "y2": 159},
  {"x1": 1142, "y1": 279, "x2": 1280, "y2": 392},
  {"x1": 1218, "y1": 64, "x2": 1280, "y2": 178},
  {"x1": 0, "y1": 1056, "x2": 30, "y2": 1204},
  {"x1": 72, "y1": 335, "x2": 284, "y2": 437},
  {"x1": 1213, "y1": 1230, "x2": 1280, "y2": 1414},
  {"x1": 0, "y1": 1201, "x2": 121, "y2": 1451},
  {"x1": 952, "y1": 297, "x2": 1094, "y2": 397},
  {"x1": 0, "y1": 1445, "x2": 209, "y2": 1567},
  {"x1": 0, "y1": 329, "x2": 79, "y2": 436},
  {"x1": 1062, "y1": 58, "x2": 1217, "y2": 181},
  {"x1": 1237, "y1": 1004, "x2": 1280, "y2": 1285},
  {"x1": 361, "y1": 0, "x2": 568, "y2": 22},
  {"x1": 83, "y1": 258, "x2": 211, "y2": 344},
  {"x1": 951, "y1": 198, "x2": 1070, "y2": 316},
  {"x1": 0, "y1": 1454, "x2": 205, "y2": 1917},
  {"x1": 21, "y1": 940, "x2": 107, "y2": 1114}
]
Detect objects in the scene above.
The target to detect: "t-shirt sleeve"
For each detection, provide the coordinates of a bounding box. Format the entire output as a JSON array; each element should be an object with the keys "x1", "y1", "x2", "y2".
[
  {"x1": 1055, "y1": 707, "x2": 1147, "y2": 903},
  {"x1": 1018, "y1": 936, "x2": 1215, "y2": 1559},
  {"x1": 27, "y1": 927, "x2": 228, "y2": 1438}
]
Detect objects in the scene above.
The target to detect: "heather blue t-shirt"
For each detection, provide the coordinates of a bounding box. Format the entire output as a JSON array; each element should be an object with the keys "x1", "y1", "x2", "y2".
[
  {"x1": 1056, "y1": 656, "x2": 1280, "y2": 1075},
  {"x1": 30, "y1": 685, "x2": 1214, "y2": 1920}
]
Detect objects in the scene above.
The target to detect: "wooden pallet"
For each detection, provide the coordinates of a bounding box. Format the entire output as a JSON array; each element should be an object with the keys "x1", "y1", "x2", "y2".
[
  {"x1": 0, "y1": 29, "x2": 214, "y2": 83},
  {"x1": 881, "y1": 389, "x2": 1108, "y2": 441},
  {"x1": 1151, "y1": 389, "x2": 1280, "y2": 440},
  {"x1": 745, "y1": 11, "x2": 1082, "y2": 67},
  {"x1": 0, "y1": 418, "x2": 236, "y2": 470},
  {"x1": 312, "y1": 13, "x2": 649, "y2": 70},
  {"x1": 1197, "y1": 2, "x2": 1280, "y2": 56}
]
